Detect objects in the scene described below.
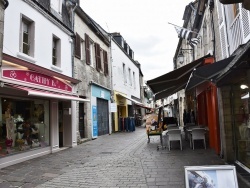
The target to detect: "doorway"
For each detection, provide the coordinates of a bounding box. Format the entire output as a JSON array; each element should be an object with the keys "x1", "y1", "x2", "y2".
[
  {"x1": 79, "y1": 103, "x2": 85, "y2": 138},
  {"x1": 97, "y1": 98, "x2": 109, "y2": 136},
  {"x1": 58, "y1": 102, "x2": 63, "y2": 147}
]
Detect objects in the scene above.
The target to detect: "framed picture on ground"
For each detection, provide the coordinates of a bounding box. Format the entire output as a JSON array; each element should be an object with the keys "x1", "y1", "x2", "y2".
[{"x1": 184, "y1": 165, "x2": 238, "y2": 188}]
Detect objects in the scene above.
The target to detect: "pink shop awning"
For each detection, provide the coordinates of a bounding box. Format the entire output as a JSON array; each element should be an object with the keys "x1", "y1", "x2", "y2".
[{"x1": 4, "y1": 84, "x2": 90, "y2": 102}]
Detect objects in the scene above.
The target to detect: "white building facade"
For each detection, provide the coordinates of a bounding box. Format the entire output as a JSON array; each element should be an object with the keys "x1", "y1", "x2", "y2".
[
  {"x1": 111, "y1": 33, "x2": 141, "y2": 132},
  {"x1": 0, "y1": 0, "x2": 88, "y2": 169}
]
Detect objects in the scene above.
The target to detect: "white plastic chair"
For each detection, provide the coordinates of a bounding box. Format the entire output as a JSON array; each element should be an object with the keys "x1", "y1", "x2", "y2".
[
  {"x1": 191, "y1": 128, "x2": 206, "y2": 150},
  {"x1": 166, "y1": 129, "x2": 182, "y2": 151}
]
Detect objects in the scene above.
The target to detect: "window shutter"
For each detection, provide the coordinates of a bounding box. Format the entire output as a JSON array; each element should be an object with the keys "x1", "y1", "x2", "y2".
[
  {"x1": 240, "y1": 4, "x2": 250, "y2": 43},
  {"x1": 95, "y1": 43, "x2": 101, "y2": 71},
  {"x1": 75, "y1": 32, "x2": 81, "y2": 59},
  {"x1": 85, "y1": 33, "x2": 90, "y2": 65},
  {"x1": 216, "y1": 0, "x2": 229, "y2": 58},
  {"x1": 103, "y1": 50, "x2": 108, "y2": 76}
]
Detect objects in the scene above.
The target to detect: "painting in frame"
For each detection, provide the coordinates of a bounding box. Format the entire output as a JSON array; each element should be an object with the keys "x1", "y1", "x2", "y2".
[{"x1": 184, "y1": 165, "x2": 238, "y2": 188}]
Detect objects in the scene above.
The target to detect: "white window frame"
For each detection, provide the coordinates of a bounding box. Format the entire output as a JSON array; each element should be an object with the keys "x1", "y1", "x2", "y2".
[
  {"x1": 123, "y1": 63, "x2": 127, "y2": 84},
  {"x1": 52, "y1": 35, "x2": 61, "y2": 67},
  {"x1": 133, "y1": 72, "x2": 136, "y2": 89},
  {"x1": 20, "y1": 14, "x2": 35, "y2": 57},
  {"x1": 128, "y1": 68, "x2": 132, "y2": 86}
]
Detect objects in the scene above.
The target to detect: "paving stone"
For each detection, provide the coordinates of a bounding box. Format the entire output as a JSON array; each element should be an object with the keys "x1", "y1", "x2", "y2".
[{"x1": 0, "y1": 127, "x2": 234, "y2": 187}]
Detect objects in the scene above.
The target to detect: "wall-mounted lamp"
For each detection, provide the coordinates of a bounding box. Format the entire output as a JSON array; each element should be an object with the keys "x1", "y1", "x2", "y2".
[
  {"x1": 240, "y1": 84, "x2": 249, "y2": 89},
  {"x1": 177, "y1": 48, "x2": 193, "y2": 64}
]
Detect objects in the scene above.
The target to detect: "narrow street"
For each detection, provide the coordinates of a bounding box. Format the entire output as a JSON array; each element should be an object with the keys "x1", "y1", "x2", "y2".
[{"x1": 0, "y1": 127, "x2": 226, "y2": 188}]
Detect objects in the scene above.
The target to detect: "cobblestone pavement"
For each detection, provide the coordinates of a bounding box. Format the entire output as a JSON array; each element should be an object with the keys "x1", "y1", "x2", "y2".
[{"x1": 0, "y1": 127, "x2": 229, "y2": 188}]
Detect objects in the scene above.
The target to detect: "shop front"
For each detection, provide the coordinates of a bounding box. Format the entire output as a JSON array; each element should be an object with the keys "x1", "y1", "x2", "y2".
[
  {"x1": 90, "y1": 83, "x2": 111, "y2": 138},
  {"x1": 113, "y1": 92, "x2": 141, "y2": 132},
  {"x1": 0, "y1": 54, "x2": 88, "y2": 169},
  {"x1": 215, "y1": 42, "x2": 250, "y2": 171},
  {"x1": 193, "y1": 40, "x2": 250, "y2": 172}
]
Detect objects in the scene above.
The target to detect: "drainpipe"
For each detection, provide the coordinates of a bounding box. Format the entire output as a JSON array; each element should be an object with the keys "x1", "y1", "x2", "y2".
[
  {"x1": 71, "y1": 3, "x2": 77, "y2": 78},
  {"x1": 66, "y1": 0, "x2": 77, "y2": 78}
]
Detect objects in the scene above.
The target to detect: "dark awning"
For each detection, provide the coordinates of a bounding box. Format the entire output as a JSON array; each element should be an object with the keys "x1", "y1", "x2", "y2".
[
  {"x1": 215, "y1": 40, "x2": 250, "y2": 86},
  {"x1": 146, "y1": 54, "x2": 212, "y2": 100},
  {"x1": 185, "y1": 56, "x2": 235, "y2": 91}
]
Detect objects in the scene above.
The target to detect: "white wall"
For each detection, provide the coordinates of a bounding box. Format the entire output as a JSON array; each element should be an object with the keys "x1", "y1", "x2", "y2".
[
  {"x1": 111, "y1": 39, "x2": 140, "y2": 100},
  {"x1": 3, "y1": 0, "x2": 72, "y2": 77}
]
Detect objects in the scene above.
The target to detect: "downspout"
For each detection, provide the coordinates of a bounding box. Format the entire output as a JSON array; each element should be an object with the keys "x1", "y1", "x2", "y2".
[
  {"x1": 71, "y1": 3, "x2": 77, "y2": 78},
  {"x1": 109, "y1": 33, "x2": 115, "y2": 133}
]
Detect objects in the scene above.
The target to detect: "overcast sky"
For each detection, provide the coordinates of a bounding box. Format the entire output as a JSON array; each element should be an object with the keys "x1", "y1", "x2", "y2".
[{"x1": 80, "y1": 0, "x2": 192, "y2": 81}]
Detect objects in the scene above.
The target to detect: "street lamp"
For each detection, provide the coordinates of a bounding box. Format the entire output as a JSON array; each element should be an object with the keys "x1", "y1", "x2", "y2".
[{"x1": 177, "y1": 48, "x2": 193, "y2": 64}]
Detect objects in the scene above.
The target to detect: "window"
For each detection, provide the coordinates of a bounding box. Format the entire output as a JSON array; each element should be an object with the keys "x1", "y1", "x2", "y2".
[
  {"x1": 85, "y1": 33, "x2": 94, "y2": 66},
  {"x1": 80, "y1": 40, "x2": 85, "y2": 61},
  {"x1": 123, "y1": 63, "x2": 127, "y2": 83},
  {"x1": 100, "y1": 48, "x2": 104, "y2": 72},
  {"x1": 103, "y1": 50, "x2": 108, "y2": 76},
  {"x1": 95, "y1": 43, "x2": 101, "y2": 71},
  {"x1": 50, "y1": 0, "x2": 62, "y2": 14},
  {"x1": 20, "y1": 15, "x2": 35, "y2": 57},
  {"x1": 128, "y1": 68, "x2": 132, "y2": 86},
  {"x1": 75, "y1": 32, "x2": 81, "y2": 59},
  {"x1": 133, "y1": 72, "x2": 136, "y2": 89},
  {"x1": 89, "y1": 41, "x2": 94, "y2": 66},
  {"x1": 52, "y1": 35, "x2": 61, "y2": 67},
  {"x1": 0, "y1": 97, "x2": 50, "y2": 156}
]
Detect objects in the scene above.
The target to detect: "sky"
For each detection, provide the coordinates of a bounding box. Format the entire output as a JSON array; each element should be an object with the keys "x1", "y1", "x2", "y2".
[{"x1": 80, "y1": 0, "x2": 192, "y2": 82}]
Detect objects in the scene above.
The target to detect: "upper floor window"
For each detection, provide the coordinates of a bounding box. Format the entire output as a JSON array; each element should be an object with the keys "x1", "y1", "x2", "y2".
[
  {"x1": 94, "y1": 43, "x2": 102, "y2": 72},
  {"x1": 20, "y1": 15, "x2": 35, "y2": 57},
  {"x1": 85, "y1": 33, "x2": 94, "y2": 67},
  {"x1": 50, "y1": 0, "x2": 62, "y2": 14},
  {"x1": 52, "y1": 35, "x2": 61, "y2": 67},
  {"x1": 80, "y1": 40, "x2": 85, "y2": 61},
  {"x1": 133, "y1": 72, "x2": 136, "y2": 89},
  {"x1": 103, "y1": 50, "x2": 108, "y2": 76},
  {"x1": 128, "y1": 68, "x2": 132, "y2": 86},
  {"x1": 123, "y1": 63, "x2": 127, "y2": 83},
  {"x1": 100, "y1": 48, "x2": 104, "y2": 72}
]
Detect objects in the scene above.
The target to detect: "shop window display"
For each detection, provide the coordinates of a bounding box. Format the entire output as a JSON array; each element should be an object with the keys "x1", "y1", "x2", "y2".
[
  {"x1": 236, "y1": 85, "x2": 250, "y2": 168},
  {"x1": 0, "y1": 98, "x2": 50, "y2": 157}
]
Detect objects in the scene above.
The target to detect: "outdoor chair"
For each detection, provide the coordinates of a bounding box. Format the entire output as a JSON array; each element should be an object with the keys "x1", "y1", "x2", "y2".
[
  {"x1": 166, "y1": 129, "x2": 182, "y2": 151},
  {"x1": 191, "y1": 128, "x2": 206, "y2": 150}
]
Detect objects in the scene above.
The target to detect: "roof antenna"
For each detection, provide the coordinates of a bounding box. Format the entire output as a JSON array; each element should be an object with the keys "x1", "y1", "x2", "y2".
[{"x1": 106, "y1": 22, "x2": 110, "y2": 34}]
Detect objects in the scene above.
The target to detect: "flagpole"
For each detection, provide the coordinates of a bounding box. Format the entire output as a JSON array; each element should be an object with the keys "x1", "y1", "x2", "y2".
[{"x1": 168, "y1": 22, "x2": 200, "y2": 36}]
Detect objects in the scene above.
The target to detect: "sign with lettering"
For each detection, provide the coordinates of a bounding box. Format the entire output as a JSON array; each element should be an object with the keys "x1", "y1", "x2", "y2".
[{"x1": 2, "y1": 69, "x2": 72, "y2": 92}]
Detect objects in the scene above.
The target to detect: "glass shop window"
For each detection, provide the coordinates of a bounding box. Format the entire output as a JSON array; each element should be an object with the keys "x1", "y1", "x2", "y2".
[
  {"x1": 236, "y1": 83, "x2": 250, "y2": 168},
  {"x1": 0, "y1": 97, "x2": 50, "y2": 157}
]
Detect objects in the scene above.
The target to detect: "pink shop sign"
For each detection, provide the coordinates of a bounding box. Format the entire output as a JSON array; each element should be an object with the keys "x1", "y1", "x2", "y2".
[{"x1": 2, "y1": 69, "x2": 72, "y2": 92}]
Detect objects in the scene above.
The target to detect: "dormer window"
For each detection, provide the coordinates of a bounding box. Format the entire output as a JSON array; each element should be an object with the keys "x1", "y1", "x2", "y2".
[{"x1": 50, "y1": 0, "x2": 62, "y2": 14}]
